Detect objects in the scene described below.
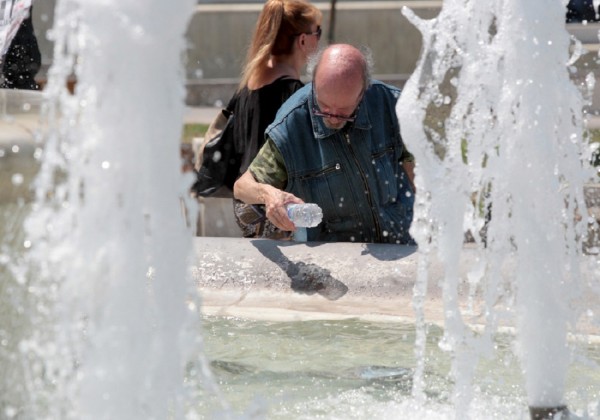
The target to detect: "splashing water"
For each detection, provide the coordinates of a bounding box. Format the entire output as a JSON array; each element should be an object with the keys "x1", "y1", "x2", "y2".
[
  {"x1": 2, "y1": 0, "x2": 217, "y2": 418},
  {"x1": 2, "y1": 0, "x2": 599, "y2": 418},
  {"x1": 397, "y1": 0, "x2": 598, "y2": 415}
]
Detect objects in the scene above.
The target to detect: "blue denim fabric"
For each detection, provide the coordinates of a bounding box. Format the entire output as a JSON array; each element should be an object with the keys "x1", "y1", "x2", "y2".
[{"x1": 266, "y1": 81, "x2": 415, "y2": 244}]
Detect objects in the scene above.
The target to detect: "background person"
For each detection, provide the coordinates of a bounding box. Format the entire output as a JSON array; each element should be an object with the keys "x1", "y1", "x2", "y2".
[
  {"x1": 1, "y1": 2, "x2": 40, "y2": 90},
  {"x1": 233, "y1": 44, "x2": 415, "y2": 244},
  {"x1": 192, "y1": 0, "x2": 322, "y2": 239},
  {"x1": 566, "y1": 0, "x2": 598, "y2": 22}
]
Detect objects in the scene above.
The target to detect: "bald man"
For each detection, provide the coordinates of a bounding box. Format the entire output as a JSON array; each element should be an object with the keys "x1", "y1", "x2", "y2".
[{"x1": 234, "y1": 44, "x2": 415, "y2": 244}]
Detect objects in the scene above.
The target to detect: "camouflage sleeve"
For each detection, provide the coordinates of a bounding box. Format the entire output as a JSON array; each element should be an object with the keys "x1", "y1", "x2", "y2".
[
  {"x1": 400, "y1": 146, "x2": 415, "y2": 163},
  {"x1": 248, "y1": 137, "x2": 288, "y2": 190}
]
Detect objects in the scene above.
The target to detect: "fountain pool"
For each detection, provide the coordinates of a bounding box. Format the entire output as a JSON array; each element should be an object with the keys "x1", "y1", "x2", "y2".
[{"x1": 198, "y1": 315, "x2": 600, "y2": 419}]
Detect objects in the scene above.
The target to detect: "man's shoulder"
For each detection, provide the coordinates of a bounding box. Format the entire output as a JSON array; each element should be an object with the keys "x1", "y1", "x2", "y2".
[{"x1": 368, "y1": 80, "x2": 402, "y2": 98}]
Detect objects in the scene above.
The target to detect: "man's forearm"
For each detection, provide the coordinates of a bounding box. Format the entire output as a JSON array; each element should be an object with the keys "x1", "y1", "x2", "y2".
[
  {"x1": 233, "y1": 171, "x2": 266, "y2": 204},
  {"x1": 234, "y1": 170, "x2": 303, "y2": 232}
]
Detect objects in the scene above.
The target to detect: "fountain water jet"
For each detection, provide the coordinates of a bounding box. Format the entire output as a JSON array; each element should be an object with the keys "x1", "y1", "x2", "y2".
[
  {"x1": 0, "y1": 0, "x2": 223, "y2": 418},
  {"x1": 397, "y1": 0, "x2": 597, "y2": 417}
]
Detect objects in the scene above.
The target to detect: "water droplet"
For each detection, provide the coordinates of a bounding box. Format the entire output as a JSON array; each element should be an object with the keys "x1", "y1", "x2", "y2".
[
  {"x1": 11, "y1": 173, "x2": 24, "y2": 185},
  {"x1": 132, "y1": 25, "x2": 145, "y2": 38},
  {"x1": 4, "y1": 406, "x2": 17, "y2": 418}
]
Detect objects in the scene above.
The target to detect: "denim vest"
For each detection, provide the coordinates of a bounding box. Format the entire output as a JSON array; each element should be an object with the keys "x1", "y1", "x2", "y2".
[{"x1": 266, "y1": 81, "x2": 415, "y2": 244}]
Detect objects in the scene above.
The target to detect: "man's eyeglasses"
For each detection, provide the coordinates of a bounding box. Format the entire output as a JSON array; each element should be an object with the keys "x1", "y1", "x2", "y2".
[
  {"x1": 312, "y1": 107, "x2": 358, "y2": 123},
  {"x1": 312, "y1": 86, "x2": 361, "y2": 123},
  {"x1": 298, "y1": 25, "x2": 321, "y2": 40}
]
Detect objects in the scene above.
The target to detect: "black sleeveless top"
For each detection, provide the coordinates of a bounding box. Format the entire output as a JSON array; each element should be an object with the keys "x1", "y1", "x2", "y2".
[{"x1": 230, "y1": 76, "x2": 304, "y2": 176}]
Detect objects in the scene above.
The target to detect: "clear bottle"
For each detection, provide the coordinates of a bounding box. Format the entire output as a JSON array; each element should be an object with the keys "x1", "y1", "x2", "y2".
[{"x1": 286, "y1": 203, "x2": 323, "y2": 228}]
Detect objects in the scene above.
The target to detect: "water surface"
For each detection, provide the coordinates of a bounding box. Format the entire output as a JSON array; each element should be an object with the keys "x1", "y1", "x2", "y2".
[{"x1": 199, "y1": 316, "x2": 600, "y2": 419}]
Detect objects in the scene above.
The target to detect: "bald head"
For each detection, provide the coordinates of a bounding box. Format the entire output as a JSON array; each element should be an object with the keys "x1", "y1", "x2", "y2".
[
  {"x1": 313, "y1": 44, "x2": 369, "y2": 93},
  {"x1": 310, "y1": 44, "x2": 371, "y2": 129}
]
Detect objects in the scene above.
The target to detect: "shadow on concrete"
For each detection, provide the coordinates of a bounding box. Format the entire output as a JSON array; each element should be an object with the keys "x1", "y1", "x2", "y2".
[
  {"x1": 251, "y1": 240, "x2": 348, "y2": 300},
  {"x1": 359, "y1": 243, "x2": 417, "y2": 261}
]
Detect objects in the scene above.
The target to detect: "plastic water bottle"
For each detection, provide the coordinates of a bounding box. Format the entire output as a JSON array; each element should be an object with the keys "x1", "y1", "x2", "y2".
[{"x1": 286, "y1": 203, "x2": 323, "y2": 228}]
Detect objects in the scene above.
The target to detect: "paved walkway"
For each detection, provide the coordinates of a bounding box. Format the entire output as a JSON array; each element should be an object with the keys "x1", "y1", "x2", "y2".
[{"x1": 184, "y1": 106, "x2": 220, "y2": 125}]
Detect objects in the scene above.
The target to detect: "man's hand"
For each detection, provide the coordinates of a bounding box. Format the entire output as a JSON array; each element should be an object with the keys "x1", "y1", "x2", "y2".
[
  {"x1": 234, "y1": 170, "x2": 304, "y2": 231},
  {"x1": 261, "y1": 186, "x2": 304, "y2": 231}
]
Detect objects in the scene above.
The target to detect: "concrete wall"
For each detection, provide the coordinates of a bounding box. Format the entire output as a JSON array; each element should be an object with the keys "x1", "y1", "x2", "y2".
[
  {"x1": 31, "y1": 1, "x2": 56, "y2": 71},
  {"x1": 185, "y1": 1, "x2": 441, "y2": 79},
  {"x1": 32, "y1": 2, "x2": 600, "y2": 110},
  {"x1": 31, "y1": 1, "x2": 442, "y2": 105},
  {"x1": 32, "y1": 1, "x2": 444, "y2": 75},
  {"x1": 185, "y1": 1, "x2": 442, "y2": 104}
]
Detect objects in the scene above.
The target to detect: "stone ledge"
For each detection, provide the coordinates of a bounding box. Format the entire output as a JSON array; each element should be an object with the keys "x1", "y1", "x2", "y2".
[{"x1": 193, "y1": 237, "x2": 600, "y2": 336}]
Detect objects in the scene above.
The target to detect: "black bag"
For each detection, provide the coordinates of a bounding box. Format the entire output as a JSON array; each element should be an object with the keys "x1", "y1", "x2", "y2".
[{"x1": 192, "y1": 101, "x2": 240, "y2": 198}]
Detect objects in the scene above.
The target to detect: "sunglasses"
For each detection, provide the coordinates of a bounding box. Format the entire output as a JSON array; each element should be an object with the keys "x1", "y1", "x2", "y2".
[
  {"x1": 311, "y1": 85, "x2": 361, "y2": 123},
  {"x1": 298, "y1": 25, "x2": 322, "y2": 40}
]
